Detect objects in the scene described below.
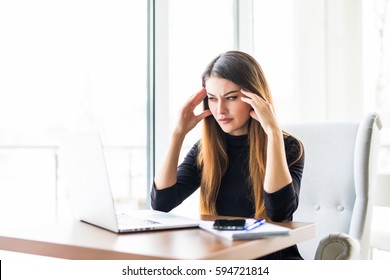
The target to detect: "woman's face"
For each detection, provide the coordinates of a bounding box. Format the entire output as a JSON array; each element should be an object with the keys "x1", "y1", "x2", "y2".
[{"x1": 205, "y1": 77, "x2": 252, "y2": 136}]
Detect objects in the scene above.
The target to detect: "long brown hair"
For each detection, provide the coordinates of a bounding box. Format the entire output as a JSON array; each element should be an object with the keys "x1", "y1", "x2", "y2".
[{"x1": 198, "y1": 51, "x2": 275, "y2": 219}]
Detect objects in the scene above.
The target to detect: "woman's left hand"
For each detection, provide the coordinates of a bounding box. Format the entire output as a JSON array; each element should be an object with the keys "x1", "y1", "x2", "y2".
[{"x1": 240, "y1": 89, "x2": 280, "y2": 135}]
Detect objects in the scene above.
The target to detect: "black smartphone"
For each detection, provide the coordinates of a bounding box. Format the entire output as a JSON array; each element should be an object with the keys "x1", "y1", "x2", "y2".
[{"x1": 212, "y1": 219, "x2": 246, "y2": 230}]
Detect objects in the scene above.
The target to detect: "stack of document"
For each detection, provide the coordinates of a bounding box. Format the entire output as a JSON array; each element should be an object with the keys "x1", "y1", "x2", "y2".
[{"x1": 199, "y1": 219, "x2": 290, "y2": 240}]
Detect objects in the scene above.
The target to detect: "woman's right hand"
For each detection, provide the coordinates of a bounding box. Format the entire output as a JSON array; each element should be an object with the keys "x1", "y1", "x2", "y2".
[
  {"x1": 174, "y1": 88, "x2": 212, "y2": 136},
  {"x1": 154, "y1": 88, "x2": 211, "y2": 190}
]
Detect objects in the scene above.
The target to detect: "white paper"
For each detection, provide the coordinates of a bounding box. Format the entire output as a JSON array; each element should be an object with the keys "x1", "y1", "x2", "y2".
[{"x1": 199, "y1": 219, "x2": 290, "y2": 240}]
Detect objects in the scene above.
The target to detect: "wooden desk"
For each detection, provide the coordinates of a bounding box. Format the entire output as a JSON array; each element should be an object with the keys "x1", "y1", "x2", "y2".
[{"x1": 0, "y1": 217, "x2": 316, "y2": 260}]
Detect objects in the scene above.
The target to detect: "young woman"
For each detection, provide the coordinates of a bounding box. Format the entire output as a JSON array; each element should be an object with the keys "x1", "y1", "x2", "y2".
[{"x1": 151, "y1": 51, "x2": 304, "y2": 260}]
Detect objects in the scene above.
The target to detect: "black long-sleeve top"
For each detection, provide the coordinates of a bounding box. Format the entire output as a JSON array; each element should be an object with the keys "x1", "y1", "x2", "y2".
[{"x1": 151, "y1": 133, "x2": 305, "y2": 260}]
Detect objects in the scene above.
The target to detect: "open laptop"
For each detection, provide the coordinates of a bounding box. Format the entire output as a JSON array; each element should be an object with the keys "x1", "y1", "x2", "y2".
[{"x1": 60, "y1": 132, "x2": 199, "y2": 233}]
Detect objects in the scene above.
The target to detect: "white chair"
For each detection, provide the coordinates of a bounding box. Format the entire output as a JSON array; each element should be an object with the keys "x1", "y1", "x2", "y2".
[{"x1": 284, "y1": 112, "x2": 382, "y2": 260}]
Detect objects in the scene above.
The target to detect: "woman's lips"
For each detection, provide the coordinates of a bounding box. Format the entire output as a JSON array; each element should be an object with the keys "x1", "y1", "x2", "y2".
[{"x1": 218, "y1": 118, "x2": 233, "y2": 124}]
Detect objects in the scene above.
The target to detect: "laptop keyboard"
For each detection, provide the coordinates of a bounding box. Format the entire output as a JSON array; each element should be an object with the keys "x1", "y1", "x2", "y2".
[{"x1": 116, "y1": 213, "x2": 159, "y2": 227}]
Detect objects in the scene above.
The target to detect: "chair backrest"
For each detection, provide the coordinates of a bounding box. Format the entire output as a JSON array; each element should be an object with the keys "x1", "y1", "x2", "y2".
[{"x1": 284, "y1": 112, "x2": 382, "y2": 259}]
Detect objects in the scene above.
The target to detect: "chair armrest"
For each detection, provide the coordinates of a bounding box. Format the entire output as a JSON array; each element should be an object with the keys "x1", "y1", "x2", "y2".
[{"x1": 314, "y1": 232, "x2": 360, "y2": 260}]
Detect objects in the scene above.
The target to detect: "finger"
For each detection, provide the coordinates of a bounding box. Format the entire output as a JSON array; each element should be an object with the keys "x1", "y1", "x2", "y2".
[
  {"x1": 240, "y1": 90, "x2": 261, "y2": 105},
  {"x1": 241, "y1": 89, "x2": 267, "y2": 102},
  {"x1": 196, "y1": 109, "x2": 212, "y2": 122},
  {"x1": 249, "y1": 110, "x2": 259, "y2": 121},
  {"x1": 240, "y1": 89, "x2": 255, "y2": 96},
  {"x1": 188, "y1": 88, "x2": 207, "y2": 107},
  {"x1": 240, "y1": 96, "x2": 253, "y2": 105},
  {"x1": 192, "y1": 88, "x2": 207, "y2": 101}
]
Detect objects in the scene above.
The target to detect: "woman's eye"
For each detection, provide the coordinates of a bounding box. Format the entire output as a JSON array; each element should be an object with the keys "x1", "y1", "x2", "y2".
[
  {"x1": 227, "y1": 96, "x2": 237, "y2": 101},
  {"x1": 208, "y1": 96, "x2": 216, "y2": 101}
]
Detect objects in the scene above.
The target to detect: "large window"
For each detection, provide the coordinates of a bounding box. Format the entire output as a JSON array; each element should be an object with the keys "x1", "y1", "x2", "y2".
[
  {"x1": 155, "y1": 0, "x2": 235, "y2": 217},
  {"x1": 0, "y1": 0, "x2": 148, "y2": 229},
  {"x1": 362, "y1": 0, "x2": 390, "y2": 172},
  {"x1": 253, "y1": 0, "x2": 295, "y2": 123},
  {"x1": 254, "y1": 0, "x2": 366, "y2": 123},
  {"x1": 169, "y1": 0, "x2": 235, "y2": 148},
  {"x1": 253, "y1": 0, "x2": 390, "y2": 170}
]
